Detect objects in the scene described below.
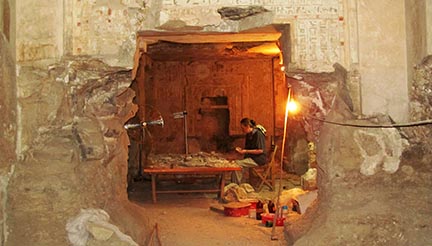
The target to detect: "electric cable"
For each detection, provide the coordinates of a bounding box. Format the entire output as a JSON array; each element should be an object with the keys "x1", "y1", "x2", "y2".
[
  {"x1": 306, "y1": 115, "x2": 432, "y2": 128},
  {"x1": 285, "y1": 71, "x2": 432, "y2": 129}
]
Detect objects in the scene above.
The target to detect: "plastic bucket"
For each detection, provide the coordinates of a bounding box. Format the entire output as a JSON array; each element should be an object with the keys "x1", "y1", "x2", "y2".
[{"x1": 260, "y1": 213, "x2": 285, "y2": 226}]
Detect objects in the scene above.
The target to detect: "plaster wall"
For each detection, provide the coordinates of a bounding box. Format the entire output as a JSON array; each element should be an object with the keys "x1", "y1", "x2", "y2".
[
  {"x1": 357, "y1": 0, "x2": 409, "y2": 122},
  {"x1": 68, "y1": 0, "x2": 159, "y2": 68},
  {"x1": 15, "y1": 0, "x2": 63, "y2": 62},
  {"x1": 428, "y1": 0, "x2": 432, "y2": 54},
  {"x1": 14, "y1": 0, "x2": 155, "y2": 65},
  {"x1": 405, "y1": 0, "x2": 428, "y2": 87}
]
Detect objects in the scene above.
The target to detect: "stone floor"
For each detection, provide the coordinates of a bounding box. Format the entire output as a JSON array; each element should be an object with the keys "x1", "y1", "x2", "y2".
[{"x1": 127, "y1": 171, "x2": 302, "y2": 246}]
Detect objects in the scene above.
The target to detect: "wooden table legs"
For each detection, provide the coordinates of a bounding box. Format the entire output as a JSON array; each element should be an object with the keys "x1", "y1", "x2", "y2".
[
  {"x1": 148, "y1": 171, "x2": 235, "y2": 204},
  {"x1": 151, "y1": 174, "x2": 157, "y2": 203},
  {"x1": 219, "y1": 173, "x2": 225, "y2": 199}
]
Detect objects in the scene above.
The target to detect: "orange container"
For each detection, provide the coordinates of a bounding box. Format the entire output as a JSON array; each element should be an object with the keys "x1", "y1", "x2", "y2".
[{"x1": 260, "y1": 213, "x2": 285, "y2": 226}]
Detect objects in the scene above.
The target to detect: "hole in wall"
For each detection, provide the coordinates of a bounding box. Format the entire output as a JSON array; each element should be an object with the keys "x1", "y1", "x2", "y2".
[{"x1": 126, "y1": 23, "x2": 310, "y2": 201}]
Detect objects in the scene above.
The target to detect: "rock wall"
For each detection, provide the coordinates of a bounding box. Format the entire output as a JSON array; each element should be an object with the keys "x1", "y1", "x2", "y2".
[
  {"x1": 408, "y1": 55, "x2": 432, "y2": 157},
  {"x1": 6, "y1": 58, "x2": 149, "y2": 245},
  {"x1": 284, "y1": 64, "x2": 354, "y2": 175},
  {"x1": 284, "y1": 62, "x2": 432, "y2": 245},
  {"x1": 0, "y1": 31, "x2": 16, "y2": 246}
]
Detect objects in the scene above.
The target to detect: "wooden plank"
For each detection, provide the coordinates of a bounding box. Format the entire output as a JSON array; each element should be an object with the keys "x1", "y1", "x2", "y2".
[{"x1": 136, "y1": 27, "x2": 281, "y2": 44}]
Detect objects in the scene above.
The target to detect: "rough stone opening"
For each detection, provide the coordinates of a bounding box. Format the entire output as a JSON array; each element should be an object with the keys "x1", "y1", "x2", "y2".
[{"x1": 125, "y1": 24, "x2": 330, "y2": 243}]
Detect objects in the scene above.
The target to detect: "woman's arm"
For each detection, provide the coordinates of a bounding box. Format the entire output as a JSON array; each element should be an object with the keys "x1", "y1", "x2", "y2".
[{"x1": 235, "y1": 147, "x2": 263, "y2": 155}]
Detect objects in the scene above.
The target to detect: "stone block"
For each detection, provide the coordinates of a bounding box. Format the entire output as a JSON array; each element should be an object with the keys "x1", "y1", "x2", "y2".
[{"x1": 205, "y1": 10, "x2": 273, "y2": 33}]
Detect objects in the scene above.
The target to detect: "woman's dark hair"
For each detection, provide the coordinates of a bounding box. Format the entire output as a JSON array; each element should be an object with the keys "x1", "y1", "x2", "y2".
[{"x1": 240, "y1": 118, "x2": 256, "y2": 127}]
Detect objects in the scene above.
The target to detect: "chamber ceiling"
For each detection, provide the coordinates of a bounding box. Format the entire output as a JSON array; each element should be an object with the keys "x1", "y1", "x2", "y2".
[{"x1": 137, "y1": 25, "x2": 283, "y2": 61}]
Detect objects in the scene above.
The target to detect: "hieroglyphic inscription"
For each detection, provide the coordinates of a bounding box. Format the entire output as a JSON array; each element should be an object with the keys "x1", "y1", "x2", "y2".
[
  {"x1": 162, "y1": 0, "x2": 339, "y2": 6},
  {"x1": 268, "y1": 5, "x2": 338, "y2": 17},
  {"x1": 295, "y1": 18, "x2": 341, "y2": 71},
  {"x1": 161, "y1": 0, "x2": 344, "y2": 72},
  {"x1": 162, "y1": 0, "x2": 339, "y2": 16}
]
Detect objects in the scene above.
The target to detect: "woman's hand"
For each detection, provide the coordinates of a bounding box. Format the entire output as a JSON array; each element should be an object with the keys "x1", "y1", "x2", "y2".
[{"x1": 235, "y1": 147, "x2": 242, "y2": 153}]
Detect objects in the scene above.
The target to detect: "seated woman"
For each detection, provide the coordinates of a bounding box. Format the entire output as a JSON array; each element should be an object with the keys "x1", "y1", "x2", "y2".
[{"x1": 232, "y1": 117, "x2": 267, "y2": 184}]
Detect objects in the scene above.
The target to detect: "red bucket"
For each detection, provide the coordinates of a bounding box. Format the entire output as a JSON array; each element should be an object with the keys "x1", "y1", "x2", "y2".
[
  {"x1": 261, "y1": 213, "x2": 285, "y2": 226},
  {"x1": 248, "y1": 200, "x2": 258, "y2": 209},
  {"x1": 223, "y1": 202, "x2": 251, "y2": 217}
]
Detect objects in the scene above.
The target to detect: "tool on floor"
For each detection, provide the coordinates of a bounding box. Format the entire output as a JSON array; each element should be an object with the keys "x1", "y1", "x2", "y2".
[{"x1": 147, "y1": 223, "x2": 162, "y2": 246}]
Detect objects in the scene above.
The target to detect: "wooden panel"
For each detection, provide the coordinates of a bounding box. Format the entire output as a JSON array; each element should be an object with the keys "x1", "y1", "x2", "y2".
[{"x1": 144, "y1": 58, "x2": 277, "y2": 154}]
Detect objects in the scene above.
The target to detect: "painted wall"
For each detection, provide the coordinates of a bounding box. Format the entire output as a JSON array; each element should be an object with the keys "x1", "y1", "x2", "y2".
[
  {"x1": 68, "y1": 0, "x2": 158, "y2": 68},
  {"x1": 13, "y1": 0, "x2": 346, "y2": 72},
  {"x1": 13, "y1": 1, "x2": 430, "y2": 123},
  {"x1": 13, "y1": 0, "x2": 156, "y2": 67},
  {"x1": 160, "y1": 0, "x2": 344, "y2": 72}
]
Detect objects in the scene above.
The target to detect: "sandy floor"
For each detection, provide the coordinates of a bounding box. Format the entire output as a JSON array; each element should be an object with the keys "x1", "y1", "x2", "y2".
[{"x1": 128, "y1": 174, "x2": 300, "y2": 246}]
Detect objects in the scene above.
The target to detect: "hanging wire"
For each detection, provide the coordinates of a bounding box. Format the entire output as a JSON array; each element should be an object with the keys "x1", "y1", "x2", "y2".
[
  {"x1": 307, "y1": 115, "x2": 432, "y2": 128},
  {"x1": 284, "y1": 71, "x2": 432, "y2": 129}
]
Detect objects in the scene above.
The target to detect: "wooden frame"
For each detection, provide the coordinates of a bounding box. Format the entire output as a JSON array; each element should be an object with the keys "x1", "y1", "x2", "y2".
[{"x1": 250, "y1": 145, "x2": 278, "y2": 192}]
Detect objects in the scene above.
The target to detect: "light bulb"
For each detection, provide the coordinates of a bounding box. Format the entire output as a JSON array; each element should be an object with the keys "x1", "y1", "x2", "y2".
[{"x1": 287, "y1": 100, "x2": 298, "y2": 113}]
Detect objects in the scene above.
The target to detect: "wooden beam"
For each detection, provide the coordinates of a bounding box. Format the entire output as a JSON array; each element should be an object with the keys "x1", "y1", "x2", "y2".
[{"x1": 137, "y1": 25, "x2": 281, "y2": 44}]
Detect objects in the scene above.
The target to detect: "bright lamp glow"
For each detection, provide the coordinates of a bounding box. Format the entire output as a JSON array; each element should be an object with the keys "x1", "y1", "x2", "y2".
[{"x1": 287, "y1": 100, "x2": 299, "y2": 113}]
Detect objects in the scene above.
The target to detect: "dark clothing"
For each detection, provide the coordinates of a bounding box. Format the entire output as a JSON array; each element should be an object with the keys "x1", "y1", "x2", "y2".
[{"x1": 244, "y1": 128, "x2": 266, "y2": 165}]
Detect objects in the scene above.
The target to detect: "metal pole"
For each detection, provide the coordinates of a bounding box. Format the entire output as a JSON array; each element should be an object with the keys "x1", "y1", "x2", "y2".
[{"x1": 271, "y1": 86, "x2": 292, "y2": 240}]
